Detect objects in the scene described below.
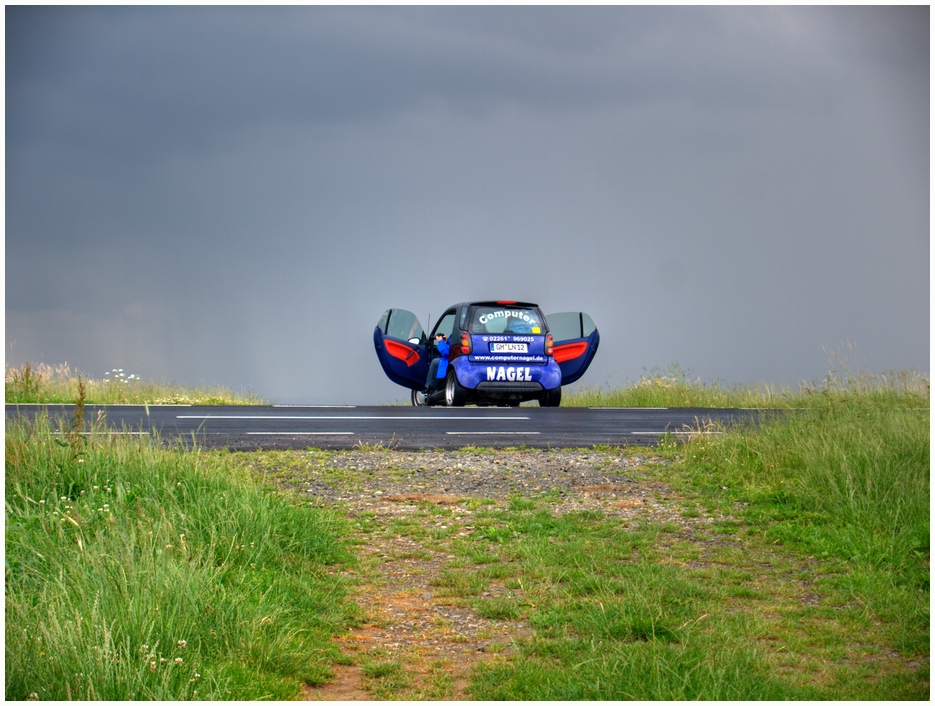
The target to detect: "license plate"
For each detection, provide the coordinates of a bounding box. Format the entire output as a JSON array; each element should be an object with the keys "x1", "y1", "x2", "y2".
[{"x1": 490, "y1": 342, "x2": 528, "y2": 353}]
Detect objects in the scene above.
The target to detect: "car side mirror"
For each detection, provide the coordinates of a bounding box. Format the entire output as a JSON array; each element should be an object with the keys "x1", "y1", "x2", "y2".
[{"x1": 409, "y1": 337, "x2": 421, "y2": 345}]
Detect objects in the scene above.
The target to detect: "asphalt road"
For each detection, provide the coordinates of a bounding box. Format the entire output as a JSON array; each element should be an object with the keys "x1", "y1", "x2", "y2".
[{"x1": 5, "y1": 404, "x2": 764, "y2": 450}]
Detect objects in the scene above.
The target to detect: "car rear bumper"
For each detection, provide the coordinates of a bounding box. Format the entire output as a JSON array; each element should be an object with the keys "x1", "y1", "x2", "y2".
[{"x1": 452, "y1": 357, "x2": 562, "y2": 391}]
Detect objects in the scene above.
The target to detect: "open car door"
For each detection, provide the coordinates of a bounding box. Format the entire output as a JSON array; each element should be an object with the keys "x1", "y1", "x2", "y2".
[
  {"x1": 373, "y1": 309, "x2": 429, "y2": 390},
  {"x1": 545, "y1": 312, "x2": 600, "y2": 386}
]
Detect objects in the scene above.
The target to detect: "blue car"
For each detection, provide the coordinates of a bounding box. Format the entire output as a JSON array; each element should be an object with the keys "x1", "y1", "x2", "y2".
[{"x1": 374, "y1": 300, "x2": 599, "y2": 406}]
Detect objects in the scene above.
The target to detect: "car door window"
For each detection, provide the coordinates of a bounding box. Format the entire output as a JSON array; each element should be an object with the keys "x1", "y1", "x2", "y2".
[
  {"x1": 432, "y1": 311, "x2": 456, "y2": 339},
  {"x1": 546, "y1": 312, "x2": 583, "y2": 341},
  {"x1": 546, "y1": 312, "x2": 596, "y2": 341},
  {"x1": 581, "y1": 313, "x2": 596, "y2": 337},
  {"x1": 384, "y1": 309, "x2": 424, "y2": 342}
]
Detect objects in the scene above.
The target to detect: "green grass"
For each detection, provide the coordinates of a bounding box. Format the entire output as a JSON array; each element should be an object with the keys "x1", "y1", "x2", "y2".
[
  {"x1": 564, "y1": 359, "x2": 929, "y2": 409},
  {"x1": 564, "y1": 362, "x2": 788, "y2": 408},
  {"x1": 5, "y1": 363, "x2": 264, "y2": 405},
  {"x1": 432, "y1": 504, "x2": 822, "y2": 699},
  {"x1": 359, "y1": 652, "x2": 412, "y2": 697},
  {"x1": 5, "y1": 415, "x2": 354, "y2": 700},
  {"x1": 456, "y1": 502, "x2": 927, "y2": 698},
  {"x1": 665, "y1": 388, "x2": 930, "y2": 655},
  {"x1": 457, "y1": 370, "x2": 930, "y2": 699}
]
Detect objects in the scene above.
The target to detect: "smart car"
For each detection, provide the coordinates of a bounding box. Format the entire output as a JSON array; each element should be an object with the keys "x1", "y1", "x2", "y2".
[{"x1": 373, "y1": 301, "x2": 599, "y2": 406}]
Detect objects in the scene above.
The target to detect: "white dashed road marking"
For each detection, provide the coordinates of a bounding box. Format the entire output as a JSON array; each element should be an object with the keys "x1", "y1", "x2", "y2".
[
  {"x1": 445, "y1": 431, "x2": 540, "y2": 435},
  {"x1": 246, "y1": 432, "x2": 354, "y2": 436}
]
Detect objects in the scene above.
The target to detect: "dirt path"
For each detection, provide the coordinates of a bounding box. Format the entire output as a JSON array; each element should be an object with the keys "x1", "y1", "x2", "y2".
[
  {"x1": 304, "y1": 497, "x2": 534, "y2": 700},
  {"x1": 260, "y1": 448, "x2": 684, "y2": 700}
]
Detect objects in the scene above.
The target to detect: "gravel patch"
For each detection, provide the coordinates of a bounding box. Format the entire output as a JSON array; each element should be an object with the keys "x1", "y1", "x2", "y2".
[{"x1": 277, "y1": 448, "x2": 680, "y2": 516}]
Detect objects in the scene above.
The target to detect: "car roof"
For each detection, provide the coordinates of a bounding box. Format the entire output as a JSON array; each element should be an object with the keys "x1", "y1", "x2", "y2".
[{"x1": 445, "y1": 300, "x2": 540, "y2": 310}]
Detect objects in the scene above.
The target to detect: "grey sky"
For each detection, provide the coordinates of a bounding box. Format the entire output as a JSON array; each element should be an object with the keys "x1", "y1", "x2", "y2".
[{"x1": 5, "y1": 6, "x2": 929, "y2": 404}]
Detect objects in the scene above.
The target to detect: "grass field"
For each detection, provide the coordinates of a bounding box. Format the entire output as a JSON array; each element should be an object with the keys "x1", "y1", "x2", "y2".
[
  {"x1": 5, "y1": 363, "x2": 264, "y2": 405},
  {"x1": 463, "y1": 372, "x2": 930, "y2": 699},
  {"x1": 563, "y1": 359, "x2": 929, "y2": 409},
  {"x1": 5, "y1": 362, "x2": 929, "y2": 699},
  {"x1": 5, "y1": 416, "x2": 356, "y2": 700}
]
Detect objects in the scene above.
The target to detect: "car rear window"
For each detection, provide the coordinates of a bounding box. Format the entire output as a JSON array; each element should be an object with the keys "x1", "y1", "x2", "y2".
[{"x1": 468, "y1": 306, "x2": 544, "y2": 335}]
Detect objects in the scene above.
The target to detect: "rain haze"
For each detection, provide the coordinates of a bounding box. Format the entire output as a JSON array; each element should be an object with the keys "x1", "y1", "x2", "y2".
[{"x1": 5, "y1": 6, "x2": 929, "y2": 404}]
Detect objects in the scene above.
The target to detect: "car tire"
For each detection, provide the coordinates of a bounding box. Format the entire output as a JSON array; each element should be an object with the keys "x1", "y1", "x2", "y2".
[
  {"x1": 411, "y1": 389, "x2": 427, "y2": 406},
  {"x1": 445, "y1": 370, "x2": 467, "y2": 407},
  {"x1": 540, "y1": 386, "x2": 561, "y2": 407}
]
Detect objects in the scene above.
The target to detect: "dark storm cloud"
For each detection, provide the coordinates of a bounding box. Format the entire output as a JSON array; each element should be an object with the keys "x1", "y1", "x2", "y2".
[
  {"x1": 6, "y1": 6, "x2": 929, "y2": 403},
  {"x1": 9, "y1": 7, "x2": 628, "y2": 155},
  {"x1": 10, "y1": 6, "x2": 889, "y2": 159}
]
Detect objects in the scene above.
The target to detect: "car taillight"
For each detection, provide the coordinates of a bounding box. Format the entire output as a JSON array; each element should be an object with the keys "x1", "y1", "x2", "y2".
[
  {"x1": 460, "y1": 332, "x2": 472, "y2": 355},
  {"x1": 545, "y1": 333, "x2": 554, "y2": 356}
]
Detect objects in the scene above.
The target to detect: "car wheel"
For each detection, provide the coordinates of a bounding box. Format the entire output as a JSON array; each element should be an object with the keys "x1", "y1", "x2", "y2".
[
  {"x1": 445, "y1": 370, "x2": 467, "y2": 407},
  {"x1": 540, "y1": 386, "x2": 561, "y2": 407},
  {"x1": 411, "y1": 389, "x2": 427, "y2": 406}
]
